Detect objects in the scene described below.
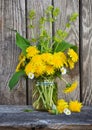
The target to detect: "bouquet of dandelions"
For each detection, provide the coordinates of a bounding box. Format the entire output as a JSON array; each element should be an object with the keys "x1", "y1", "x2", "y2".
[{"x1": 9, "y1": 6, "x2": 82, "y2": 115}]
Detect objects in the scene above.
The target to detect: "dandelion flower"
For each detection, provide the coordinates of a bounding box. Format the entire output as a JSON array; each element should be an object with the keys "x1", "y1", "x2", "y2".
[
  {"x1": 18, "y1": 53, "x2": 25, "y2": 61},
  {"x1": 34, "y1": 63, "x2": 46, "y2": 76},
  {"x1": 31, "y1": 55, "x2": 43, "y2": 65},
  {"x1": 69, "y1": 100, "x2": 83, "y2": 112},
  {"x1": 45, "y1": 65, "x2": 55, "y2": 75},
  {"x1": 57, "y1": 99, "x2": 68, "y2": 113},
  {"x1": 16, "y1": 58, "x2": 25, "y2": 72},
  {"x1": 68, "y1": 49, "x2": 78, "y2": 63},
  {"x1": 68, "y1": 59, "x2": 75, "y2": 69},
  {"x1": 41, "y1": 53, "x2": 53, "y2": 65},
  {"x1": 26, "y1": 46, "x2": 39, "y2": 58},
  {"x1": 52, "y1": 52, "x2": 66, "y2": 68},
  {"x1": 63, "y1": 81, "x2": 78, "y2": 93},
  {"x1": 25, "y1": 55, "x2": 46, "y2": 77},
  {"x1": 25, "y1": 62, "x2": 35, "y2": 75}
]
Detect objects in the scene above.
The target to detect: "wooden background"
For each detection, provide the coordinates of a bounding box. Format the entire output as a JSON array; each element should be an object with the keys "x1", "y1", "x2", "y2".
[{"x1": 0, "y1": 0, "x2": 92, "y2": 106}]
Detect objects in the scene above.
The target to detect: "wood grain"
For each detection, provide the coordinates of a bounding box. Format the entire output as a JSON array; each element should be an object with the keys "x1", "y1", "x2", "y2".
[
  {"x1": 0, "y1": 0, "x2": 92, "y2": 106},
  {"x1": 27, "y1": 0, "x2": 52, "y2": 104},
  {"x1": 82, "y1": 0, "x2": 92, "y2": 105},
  {"x1": 0, "y1": 0, "x2": 26, "y2": 104},
  {"x1": 0, "y1": 127, "x2": 33, "y2": 130},
  {"x1": 0, "y1": 105, "x2": 92, "y2": 130},
  {"x1": 54, "y1": 0, "x2": 80, "y2": 101}
]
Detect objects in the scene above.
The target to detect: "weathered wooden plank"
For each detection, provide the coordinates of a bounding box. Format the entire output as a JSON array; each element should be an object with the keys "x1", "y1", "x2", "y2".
[
  {"x1": 54, "y1": 0, "x2": 80, "y2": 101},
  {"x1": 82, "y1": 0, "x2": 92, "y2": 105},
  {"x1": 0, "y1": 105, "x2": 92, "y2": 130},
  {"x1": 0, "y1": 0, "x2": 26, "y2": 104},
  {"x1": 27, "y1": 0, "x2": 52, "y2": 104},
  {"x1": 0, "y1": 127, "x2": 32, "y2": 130}
]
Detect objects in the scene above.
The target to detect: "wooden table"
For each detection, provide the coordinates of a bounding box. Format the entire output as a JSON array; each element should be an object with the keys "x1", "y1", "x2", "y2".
[{"x1": 0, "y1": 105, "x2": 92, "y2": 130}]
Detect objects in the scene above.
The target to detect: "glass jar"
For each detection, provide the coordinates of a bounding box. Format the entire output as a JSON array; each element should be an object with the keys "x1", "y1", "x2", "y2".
[{"x1": 32, "y1": 79, "x2": 57, "y2": 111}]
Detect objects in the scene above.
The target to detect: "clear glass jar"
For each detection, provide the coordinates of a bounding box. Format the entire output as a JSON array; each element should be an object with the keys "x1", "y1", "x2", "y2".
[{"x1": 32, "y1": 79, "x2": 57, "y2": 111}]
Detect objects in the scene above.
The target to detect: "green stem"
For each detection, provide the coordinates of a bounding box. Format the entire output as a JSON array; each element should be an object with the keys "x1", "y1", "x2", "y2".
[
  {"x1": 50, "y1": 41, "x2": 55, "y2": 50},
  {"x1": 43, "y1": 85, "x2": 50, "y2": 109},
  {"x1": 61, "y1": 77, "x2": 68, "y2": 84},
  {"x1": 58, "y1": 74, "x2": 68, "y2": 84},
  {"x1": 37, "y1": 86, "x2": 47, "y2": 108},
  {"x1": 40, "y1": 85, "x2": 48, "y2": 109},
  {"x1": 32, "y1": 89, "x2": 38, "y2": 97},
  {"x1": 50, "y1": 12, "x2": 52, "y2": 46},
  {"x1": 54, "y1": 42, "x2": 60, "y2": 52},
  {"x1": 30, "y1": 20, "x2": 34, "y2": 38},
  {"x1": 42, "y1": 85, "x2": 47, "y2": 101},
  {"x1": 50, "y1": 86, "x2": 53, "y2": 107},
  {"x1": 50, "y1": 21, "x2": 52, "y2": 38},
  {"x1": 33, "y1": 94, "x2": 42, "y2": 106}
]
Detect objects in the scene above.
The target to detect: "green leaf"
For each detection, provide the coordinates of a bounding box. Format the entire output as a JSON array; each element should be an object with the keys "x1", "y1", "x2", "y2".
[
  {"x1": 16, "y1": 32, "x2": 30, "y2": 55},
  {"x1": 24, "y1": 109, "x2": 33, "y2": 112},
  {"x1": 70, "y1": 13, "x2": 78, "y2": 22},
  {"x1": 46, "y1": 5, "x2": 54, "y2": 13},
  {"x1": 53, "y1": 40, "x2": 77, "y2": 52},
  {"x1": 53, "y1": 8, "x2": 60, "y2": 17},
  {"x1": 71, "y1": 45, "x2": 78, "y2": 52},
  {"x1": 29, "y1": 10, "x2": 36, "y2": 19},
  {"x1": 66, "y1": 23, "x2": 71, "y2": 28},
  {"x1": 9, "y1": 70, "x2": 25, "y2": 90}
]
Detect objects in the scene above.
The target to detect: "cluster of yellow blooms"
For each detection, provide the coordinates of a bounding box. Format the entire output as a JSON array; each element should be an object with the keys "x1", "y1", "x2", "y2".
[
  {"x1": 16, "y1": 46, "x2": 78, "y2": 78},
  {"x1": 15, "y1": 46, "x2": 79, "y2": 95},
  {"x1": 56, "y1": 99, "x2": 83, "y2": 114}
]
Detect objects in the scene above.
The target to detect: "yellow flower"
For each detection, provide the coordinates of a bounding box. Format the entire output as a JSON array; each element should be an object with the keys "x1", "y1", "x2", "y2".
[
  {"x1": 69, "y1": 100, "x2": 83, "y2": 112},
  {"x1": 26, "y1": 46, "x2": 39, "y2": 58},
  {"x1": 58, "y1": 52, "x2": 68, "y2": 67},
  {"x1": 18, "y1": 53, "x2": 25, "y2": 61},
  {"x1": 31, "y1": 55, "x2": 43, "y2": 65},
  {"x1": 16, "y1": 62, "x2": 21, "y2": 72},
  {"x1": 25, "y1": 62, "x2": 35, "y2": 75},
  {"x1": 34, "y1": 63, "x2": 46, "y2": 77},
  {"x1": 63, "y1": 81, "x2": 78, "y2": 93},
  {"x1": 25, "y1": 54, "x2": 46, "y2": 77},
  {"x1": 57, "y1": 99, "x2": 68, "y2": 113},
  {"x1": 68, "y1": 49, "x2": 78, "y2": 63},
  {"x1": 45, "y1": 65, "x2": 55, "y2": 75},
  {"x1": 41, "y1": 53, "x2": 53, "y2": 65},
  {"x1": 31, "y1": 55, "x2": 46, "y2": 76},
  {"x1": 68, "y1": 59, "x2": 75, "y2": 69},
  {"x1": 16, "y1": 57, "x2": 25, "y2": 72},
  {"x1": 52, "y1": 52, "x2": 67, "y2": 69}
]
